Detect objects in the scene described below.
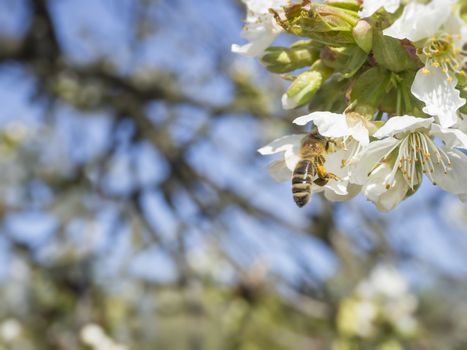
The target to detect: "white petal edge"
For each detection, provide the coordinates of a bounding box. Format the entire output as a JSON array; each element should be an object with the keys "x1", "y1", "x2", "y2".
[
  {"x1": 359, "y1": 0, "x2": 400, "y2": 18},
  {"x1": 430, "y1": 124, "x2": 467, "y2": 149},
  {"x1": 383, "y1": 0, "x2": 454, "y2": 42},
  {"x1": 267, "y1": 159, "x2": 293, "y2": 182},
  {"x1": 258, "y1": 134, "x2": 305, "y2": 155},
  {"x1": 373, "y1": 116, "x2": 434, "y2": 139},
  {"x1": 411, "y1": 66, "x2": 465, "y2": 129},
  {"x1": 294, "y1": 112, "x2": 353, "y2": 138},
  {"x1": 363, "y1": 163, "x2": 409, "y2": 212},
  {"x1": 324, "y1": 183, "x2": 361, "y2": 202},
  {"x1": 350, "y1": 121, "x2": 370, "y2": 146},
  {"x1": 431, "y1": 148, "x2": 467, "y2": 195},
  {"x1": 350, "y1": 137, "x2": 400, "y2": 185},
  {"x1": 231, "y1": 25, "x2": 280, "y2": 57}
]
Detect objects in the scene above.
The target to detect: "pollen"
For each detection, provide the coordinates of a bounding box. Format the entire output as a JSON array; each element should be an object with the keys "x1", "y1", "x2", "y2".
[{"x1": 422, "y1": 34, "x2": 466, "y2": 79}]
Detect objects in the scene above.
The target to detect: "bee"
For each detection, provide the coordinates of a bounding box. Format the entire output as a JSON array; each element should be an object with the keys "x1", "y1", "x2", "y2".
[{"x1": 292, "y1": 133, "x2": 339, "y2": 208}]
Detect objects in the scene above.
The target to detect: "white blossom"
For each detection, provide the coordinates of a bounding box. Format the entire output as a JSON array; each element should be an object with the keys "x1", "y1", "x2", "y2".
[
  {"x1": 293, "y1": 111, "x2": 371, "y2": 146},
  {"x1": 352, "y1": 116, "x2": 467, "y2": 211},
  {"x1": 383, "y1": 0, "x2": 455, "y2": 42},
  {"x1": 356, "y1": 265, "x2": 418, "y2": 337},
  {"x1": 0, "y1": 319, "x2": 22, "y2": 343},
  {"x1": 357, "y1": 265, "x2": 408, "y2": 300},
  {"x1": 81, "y1": 324, "x2": 128, "y2": 350},
  {"x1": 231, "y1": 0, "x2": 289, "y2": 57},
  {"x1": 383, "y1": 0, "x2": 466, "y2": 128}
]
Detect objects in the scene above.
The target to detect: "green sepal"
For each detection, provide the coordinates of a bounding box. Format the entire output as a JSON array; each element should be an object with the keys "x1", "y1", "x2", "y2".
[
  {"x1": 352, "y1": 20, "x2": 373, "y2": 53},
  {"x1": 459, "y1": 85, "x2": 467, "y2": 114},
  {"x1": 372, "y1": 30, "x2": 421, "y2": 72},
  {"x1": 350, "y1": 66, "x2": 392, "y2": 108},
  {"x1": 384, "y1": 70, "x2": 426, "y2": 116},
  {"x1": 320, "y1": 45, "x2": 367, "y2": 79},
  {"x1": 308, "y1": 77, "x2": 350, "y2": 113}
]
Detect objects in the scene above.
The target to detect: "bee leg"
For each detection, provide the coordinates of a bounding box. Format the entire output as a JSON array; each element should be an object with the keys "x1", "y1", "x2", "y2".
[
  {"x1": 313, "y1": 177, "x2": 328, "y2": 187},
  {"x1": 324, "y1": 172, "x2": 340, "y2": 181},
  {"x1": 316, "y1": 165, "x2": 340, "y2": 182}
]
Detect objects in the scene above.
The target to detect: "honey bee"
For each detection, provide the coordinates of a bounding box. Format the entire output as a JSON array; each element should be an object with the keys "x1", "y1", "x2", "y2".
[{"x1": 292, "y1": 133, "x2": 339, "y2": 208}]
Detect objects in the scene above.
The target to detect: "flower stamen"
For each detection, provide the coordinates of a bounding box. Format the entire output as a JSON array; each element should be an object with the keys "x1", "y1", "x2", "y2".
[
  {"x1": 422, "y1": 34, "x2": 467, "y2": 79},
  {"x1": 396, "y1": 132, "x2": 451, "y2": 189}
]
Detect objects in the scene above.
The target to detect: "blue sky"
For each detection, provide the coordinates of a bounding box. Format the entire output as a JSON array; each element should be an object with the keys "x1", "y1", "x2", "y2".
[{"x1": 0, "y1": 0, "x2": 465, "y2": 290}]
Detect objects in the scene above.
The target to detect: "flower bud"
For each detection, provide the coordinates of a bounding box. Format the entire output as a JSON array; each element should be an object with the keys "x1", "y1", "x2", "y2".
[
  {"x1": 461, "y1": 2, "x2": 467, "y2": 22},
  {"x1": 352, "y1": 20, "x2": 373, "y2": 53},
  {"x1": 324, "y1": 0, "x2": 361, "y2": 11},
  {"x1": 260, "y1": 41, "x2": 320, "y2": 74},
  {"x1": 274, "y1": 3, "x2": 359, "y2": 46},
  {"x1": 282, "y1": 60, "x2": 332, "y2": 110}
]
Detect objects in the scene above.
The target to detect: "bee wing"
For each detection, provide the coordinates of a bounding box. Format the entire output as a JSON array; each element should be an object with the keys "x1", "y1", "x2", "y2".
[{"x1": 267, "y1": 160, "x2": 293, "y2": 182}]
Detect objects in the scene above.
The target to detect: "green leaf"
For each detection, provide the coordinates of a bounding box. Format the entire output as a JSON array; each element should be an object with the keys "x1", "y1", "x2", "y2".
[{"x1": 350, "y1": 66, "x2": 392, "y2": 107}]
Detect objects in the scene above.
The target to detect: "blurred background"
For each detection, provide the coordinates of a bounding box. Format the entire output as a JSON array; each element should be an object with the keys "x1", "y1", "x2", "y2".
[{"x1": 0, "y1": 0, "x2": 466, "y2": 349}]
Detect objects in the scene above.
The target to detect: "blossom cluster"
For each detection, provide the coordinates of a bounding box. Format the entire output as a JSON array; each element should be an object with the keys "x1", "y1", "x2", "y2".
[
  {"x1": 335, "y1": 265, "x2": 418, "y2": 348},
  {"x1": 233, "y1": 0, "x2": 467, "y2": 211}
]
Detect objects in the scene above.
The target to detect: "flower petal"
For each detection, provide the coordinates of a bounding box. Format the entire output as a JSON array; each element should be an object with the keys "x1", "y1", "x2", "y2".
[
  {"x1": 294, "y1": 111, "x2": 343, "y2": 127},
  {"x1": 267, "y1": 159, "x2": 292, "y2": 182},
  {"x1": 232, "y1": 0, "x2": 289, "y2": 57},
  {"x1": 232, "y1": 21, "x2": 281, "y2": 57},
  {"x1": 430, "y1": 124, "x2": 467, "y2": 149},
  {"x1": 350, "y1": 137, "x2": 400, "y2": 185},
  {"x1": 324, "y1": 183, "x2": 361, "y2": 202},
  {"x1": 411, "y1": 66, "x2": 465, "y2": 128},
  {"x1": 258, "y1": 134, "x2": 305, "y2": 155},
  {"x1": 324, "y1": 147, "x2": 351, "y2": 178},
  {"x1": 363, "y1": 163, "x2": 409, "y2": 212},
  {"x1": 294, "y1": 111, "x2": 370, "y2": 146},
  {"x1": 431, "y1": 148, "x2": 467, "y2": 195},
  {"x1": 350, "y1": 121, "x2": 370, "y2": 146},
  {"x1": 359, "y1": 0, "x2": 400, "y2": 18},
  {"x1": 373, "y1": 116, "x2": 433, "y2": 139},
  {"x1": 242, "y1": 0, "x2": 289, "y2": 14},
  {"x1": 258, "y1": 134, "x2": 305, "y2": 171},
  {"x1": 284, "y1": 147, "x2": 302, "y2": 171},
  {"x1": 322, "y1": 179, "x2": 348, "y2": 196},
  {"x1": 383, "y1": 0, "x2": 454, "y2": 42}
]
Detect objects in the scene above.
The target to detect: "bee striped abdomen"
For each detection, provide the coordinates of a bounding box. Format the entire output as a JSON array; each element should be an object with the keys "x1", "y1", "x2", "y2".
[{"x1": 292, "y1": 159, "x2": 314, "y2": 208}]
